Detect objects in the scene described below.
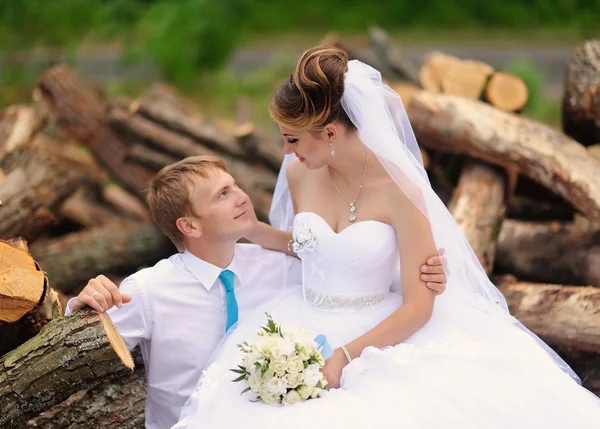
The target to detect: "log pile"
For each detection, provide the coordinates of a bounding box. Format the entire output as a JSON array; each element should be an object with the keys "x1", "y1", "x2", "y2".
[{"x1": 1, "y1": 33, "x2": 599, "y2": 426}]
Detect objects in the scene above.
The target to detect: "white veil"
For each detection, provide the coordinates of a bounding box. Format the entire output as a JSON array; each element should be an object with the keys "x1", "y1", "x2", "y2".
[{"x1": 269, "y1": 59, "x2": 579, "y2": 382}]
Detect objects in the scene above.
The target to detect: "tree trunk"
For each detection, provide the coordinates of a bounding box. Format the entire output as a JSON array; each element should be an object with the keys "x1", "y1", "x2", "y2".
[
  {"x1": 407, "y1": 91, "x2": 600, "y2": 221},
  {"x1": 448, "y1": 162, "x2": 507, "y2": 273},
  {"x1": 37, "y1": 66, "x2": 155, "y2": 200},
  {"x1": 0, "y1": 308, "x2": 134, "y2": 429},
  {"x1": 24, "y1": 367, "x2": 146, "y2": 429},
  {"x1": 0, "y1": 142, "x2": 87, "y2": 242},
  {"x1": 29, "y1": 221, "x2": 175, "y2": 295},
  {"x1": 497, "y1": 279, "x2": 600, "y2": 353},
  {"x1": 561, "y1": 40, "x2": 600, "y2": 146},
  {"x1": 485, "y1": 72, "x2": 529, "y2": 112}
]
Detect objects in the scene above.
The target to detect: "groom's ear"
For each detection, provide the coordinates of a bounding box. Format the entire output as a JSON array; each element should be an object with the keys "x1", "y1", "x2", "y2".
[{"x1": 176, "y1": 216, "x2": 203, "y2": 239}]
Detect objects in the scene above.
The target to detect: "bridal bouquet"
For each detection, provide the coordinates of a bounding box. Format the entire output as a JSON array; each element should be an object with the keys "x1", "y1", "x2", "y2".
[{"x1": 231, "y1": 314, "x2": 328, "y2": 405}]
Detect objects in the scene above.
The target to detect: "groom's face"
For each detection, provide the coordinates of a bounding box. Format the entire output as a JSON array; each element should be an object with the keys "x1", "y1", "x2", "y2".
[{"x1": 187, "y1": 169, "x2": 255, "y2": 241}]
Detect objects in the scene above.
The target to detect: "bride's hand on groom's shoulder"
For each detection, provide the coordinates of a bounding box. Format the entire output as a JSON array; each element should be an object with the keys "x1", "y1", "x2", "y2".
[
  {"x1": 421, "y1": 248, "x2": 449, "y2": 295},
  {"x1": 321, "y1": 348, "x2": 350, "y2": 389},
  {"x1": 71, "y1": 275, "x2": 132, "y2": 313}
]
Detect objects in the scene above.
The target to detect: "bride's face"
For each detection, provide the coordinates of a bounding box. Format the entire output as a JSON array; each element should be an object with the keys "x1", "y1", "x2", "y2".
[{"x1": 279, "y1": 125, "x2": 334, "y2": 170}]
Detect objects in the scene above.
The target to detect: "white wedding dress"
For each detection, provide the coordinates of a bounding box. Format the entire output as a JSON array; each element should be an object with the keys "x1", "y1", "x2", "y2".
[{"x1": 174, "y1": 211, "x2": 600, "y2": 429}]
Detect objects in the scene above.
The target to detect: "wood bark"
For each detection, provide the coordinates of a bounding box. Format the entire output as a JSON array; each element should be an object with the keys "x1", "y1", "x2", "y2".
[
  {"x1": 368, "y1": 27, "x2": 421, "y2": 85},
  {"x1": 561, "y1": 40, "x2": 600, "y2": 146},
  {"x1": 497, "y1": 279, "x2": 600, "y2": 353},
  {"x1": 485, "y1": 72, "x2": 529, "y2": 112},
  {"x1": 24, "y1": 368, "x2": 146, "y2": 429},
  {"x1": 126, "y1": 143, "x2": 178, "y2": 172},
  {"x1": 37, "y1": 66, "x2": 155, "y2": 200},
  {"x1": 128, "y1": 83, "x2": 244, "y2": 157},
  {"x1": 407, "y1": 91, "x2": 600, "y2": 221},
  {"x1": 102, "y1": 184, "x2": 151, "y2": 222},
  {"x1": 448, "y1": 162, "x2": 507, "y2": 273},
  {"x1": 0, "y1": 142, "x2": 86, "y2": 242},
  {"x1": 0, "y1": 308, "x2": 133, "y2": 429},
  {"x1": 59, "y1": 190, "x2": 123, "y2": 228},
  {"x1": 29, "y1": 221, "x2": 175, "y2": 295},
  {"x1": 495, "y1": 219, "x2": 600, "y2": 287}
]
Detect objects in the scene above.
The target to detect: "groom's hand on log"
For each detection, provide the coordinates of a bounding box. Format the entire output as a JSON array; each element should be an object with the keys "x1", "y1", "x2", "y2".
[
  {"x1": 421, "y1": 248, "x2": 448, "y2": 295},
  {"x1": 71, "y1": 275, "x2": 132, "y2": 313}
]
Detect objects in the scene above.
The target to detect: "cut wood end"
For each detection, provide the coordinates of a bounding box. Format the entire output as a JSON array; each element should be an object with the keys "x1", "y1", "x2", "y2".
[
  {"x1": 440, "y1": 60, "x2": 494, "y2": 99},
  {"x1": 391, "y1": 83, "x2": 422, "y2": 106},
  {"x1": 99, "y1": 312, "x2": 135, "y2": 371},
  {"x1": 419, "y1": 64, "x2": 441, "y2": 93},
  {"x1": 6, "y1": 237, "x2": 29, "y2": 251},
  {"x1": 485, "y1": 72, "x2": 529, "y2": 112},
  {"x1": 233, "y1": 121, "x2": 256, "y2": 138}
]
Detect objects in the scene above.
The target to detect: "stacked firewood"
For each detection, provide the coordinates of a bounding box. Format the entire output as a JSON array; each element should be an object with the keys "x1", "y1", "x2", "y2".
[{"x1": 0, "y1": 32, "x2": 599, "y2": 428}]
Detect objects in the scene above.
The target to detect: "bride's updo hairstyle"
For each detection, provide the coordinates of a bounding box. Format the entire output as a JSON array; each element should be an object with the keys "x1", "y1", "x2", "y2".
[{"x1": 269, "y1": 46, "x2": 356, "y2": 132}]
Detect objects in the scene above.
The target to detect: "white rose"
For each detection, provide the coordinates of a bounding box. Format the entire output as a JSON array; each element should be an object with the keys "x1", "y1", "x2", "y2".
[
  {"x1": 277, "y1": 336, "x2": 297, "y2": 356},
  {"x1": 296, "y1": 384, "x2": 312, "y2": 400},
  {"x1": 297, "y1": 345, "x2": 310, "y2": 361},
  {"x1": 269, "y1": 355, "x2": 288, "y2": 377},
  {"x1": 265, "y1": 375, "x2": 288, "y2": 396},
  {"x1": 254, "y1": 334, "x2": 281, "y2": 358},
  {"x1": 310, "y1": 386, "x2": 322, "y2": 399},
  {"x1": 282, "y1": 389, "x2": 302, "y2": 405},
  {"x1": 286, "y1": 355, "x2": 304, "y2": 373},
  {"x1": 283, "y1": 372, "x2": 303, "y2": 389},
  {"x1": 248, "y1": 373, "x2": 262, "y2": 393},
  {"x1": 295, "y1": 228, "x2": 312, "y2": 244},
  {"x1": 259, "y1": 389, "x2": 281, "y2": 405},
  {"x1": 303, "y1": 363, "x2": 323, "y2": 389}
]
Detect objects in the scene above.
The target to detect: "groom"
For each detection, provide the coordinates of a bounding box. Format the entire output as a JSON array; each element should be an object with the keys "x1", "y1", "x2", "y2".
[{"x1": 66, "y1": 155, "x2": 448, "y2": 429}]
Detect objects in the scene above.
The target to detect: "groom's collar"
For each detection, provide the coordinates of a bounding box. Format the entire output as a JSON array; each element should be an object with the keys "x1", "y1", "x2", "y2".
[{"x1": 181, "y1": 249, "x2": 244, "y2": 292}]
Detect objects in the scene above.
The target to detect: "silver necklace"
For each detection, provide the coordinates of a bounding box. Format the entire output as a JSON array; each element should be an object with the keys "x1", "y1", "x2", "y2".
[{"x1": 328, "y1": 147, "x2": 368, "y2": 222}]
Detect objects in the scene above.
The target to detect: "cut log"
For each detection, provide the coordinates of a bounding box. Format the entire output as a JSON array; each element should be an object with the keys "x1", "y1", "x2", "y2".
[
  {"x1": 497, "y1": 279, "x2": 600, "y2": 353},
  {"x1": 441, "y1": 60, "x2": 495, "y2": 100},
  {"x1": 0, "y1": 140, "x2": 88, "y2": 241},
  {"x1": 0, "y1": 104, "x2": 47, "y2": 162},
  {"x1": 0, "y1": 308, "x2": 134, "y2": 429},
  {"x1": 29, "y1": 221, "x2": 175, "y2": 295},
  {"x1": 589, "y1": 144, "x2": 600, "y2": 161},
  {"x1": 495, "y1": 219, "x2": 600, "y2": 286},
  {"x1": 233, "y1": 122, "x2": 284, "y2": 173},
  {"x1": 562, "y1": 40, "x2": 600, "y2": 146},
  {"x1": 128, "y1": 83, "x2": 244, "y2": 157},
  {"x1": 419, "y1": 52, "x2": 461, "y2": 93},
  {"x1": 448, "y1": 162, "x2": 507, "y2": 273},
  {"x1": 59, "y1": 190, "x2": 124, "y2": 228},
  {"x1": 390, "y1": 83, "x2": 421, "y2": 107},
  {"x1": 407, "y1": 92, "x2": 600, "y2": 221},
  {"x1": 0, "y1": 240, "x2": 46, "y2": 324},
  {"x1": 368, "y1": 26, "x2": 421, "y2": 85},
  {"x1": 485, "y1": 72, "x2": 529, "y2": 112},
  {"x1": 103, "y1": 184, "x2": 151, "y2": 222},
  {"x1": 37, "y1": 65, "x2": 155, "y2": 200},
  {"x1": 126, "y1": 143, "x2": 178, "y2": 172},
  {"x1": 25, "y1": 368, "x2": 146, "y2": 429}
]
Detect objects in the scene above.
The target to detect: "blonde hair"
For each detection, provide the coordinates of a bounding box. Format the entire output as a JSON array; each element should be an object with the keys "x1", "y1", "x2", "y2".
[
  {"x1": 269, "y1": 45, "x2": 356, "y2": 131},
  {"x1": 146, "y1": 155, "x2": 227, "y2": 250}
]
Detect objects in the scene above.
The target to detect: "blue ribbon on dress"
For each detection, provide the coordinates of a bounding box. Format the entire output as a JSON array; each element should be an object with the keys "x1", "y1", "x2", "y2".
[{"x1": 314, "y1": 334, "x2": 334, "y2": 360}]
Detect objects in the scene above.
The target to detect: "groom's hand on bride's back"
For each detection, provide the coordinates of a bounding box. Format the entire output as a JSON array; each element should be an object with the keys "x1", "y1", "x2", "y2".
[
  {"x1": 421, "y1": 248, "x2": 448, "y2": 295},
  {"x1": 70, "y1": 275, "x2": 132, "y2": 313}
]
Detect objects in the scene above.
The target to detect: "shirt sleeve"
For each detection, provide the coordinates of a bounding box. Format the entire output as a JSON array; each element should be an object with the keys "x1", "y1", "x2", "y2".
[{"x1": 64, "y1": 276, "x2": 152, "y2": 351}]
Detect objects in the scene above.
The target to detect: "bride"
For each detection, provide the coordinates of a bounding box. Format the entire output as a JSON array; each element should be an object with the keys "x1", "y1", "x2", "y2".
[{"x1": 173, "y1": 46, "x2": 600, "y2": 428}]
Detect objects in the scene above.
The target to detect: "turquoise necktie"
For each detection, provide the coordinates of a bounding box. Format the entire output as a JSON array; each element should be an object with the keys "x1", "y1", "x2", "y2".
[{"x1": 219, "y1": 270, "x2": 238, "y2": 332}]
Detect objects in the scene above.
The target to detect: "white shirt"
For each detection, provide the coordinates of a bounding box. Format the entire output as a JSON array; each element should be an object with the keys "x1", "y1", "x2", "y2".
[{"x1": 66, "y1": 244, "x2": 301, "y2": 429}]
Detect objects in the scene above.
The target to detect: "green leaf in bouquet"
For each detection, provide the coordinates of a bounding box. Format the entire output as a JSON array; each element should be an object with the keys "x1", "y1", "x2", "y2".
[
  {"x1": 240, "y1": 387, "x2": 252, "y2": 395},
  {"x1": 232, "y1": 374, "x2": 247, "y2": 382},
  {"x1": 230, "y1": 368, "x2": 246, "y2": 375}
]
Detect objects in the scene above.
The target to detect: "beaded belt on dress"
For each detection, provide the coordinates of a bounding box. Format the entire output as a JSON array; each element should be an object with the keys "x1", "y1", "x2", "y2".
[{"x1": 303, "y1": 286, "x2": 385, "y2": 309}]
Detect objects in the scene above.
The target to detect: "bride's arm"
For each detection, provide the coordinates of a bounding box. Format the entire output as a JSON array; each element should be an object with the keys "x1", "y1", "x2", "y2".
[
  {"x1": 323, "y1": 185, "x2": 437, "y2": 386},
  {"x1": 245, "y1": 221, "x2": 296, "y2": 257}
]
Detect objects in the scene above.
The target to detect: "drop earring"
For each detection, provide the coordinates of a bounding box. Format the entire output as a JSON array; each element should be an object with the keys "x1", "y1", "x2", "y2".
[{"x1": 329, "y1": 141, "x2": 335, "y2": 156}]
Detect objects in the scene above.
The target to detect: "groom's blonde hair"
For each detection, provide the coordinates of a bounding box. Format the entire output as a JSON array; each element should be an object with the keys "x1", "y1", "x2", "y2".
[{"x1": 146, "y1": 155, "x2": 228, "y2": 250}]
